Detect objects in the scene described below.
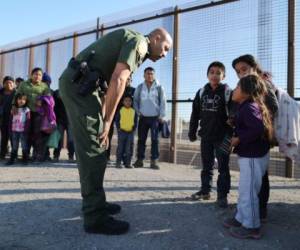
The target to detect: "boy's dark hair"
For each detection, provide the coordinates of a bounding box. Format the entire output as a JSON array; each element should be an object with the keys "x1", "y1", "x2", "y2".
[
  {"x1": 232, "y1": 54, "x2": 263, "y2": 75},
  {"x1": 31, "y1": 67, "x2": 43, "y2": 75},
  {"x1": 13, "y1": 93, "x2": 28, "y2": 107},
  {"x1": 207, "y1": 61, "x2": 225, "y2": 76},
  {"x1": 144, "y1": 67, "x2": 155, "y2": 73},
  {"x1": 3, "y1": 76, "x2": 14, "y2": 85},
  {"x1": 15, "y1": 77, "x2": 24, "y2": 83},
  {"x1": 123, "y1": 94, "x2": 133, "y2": 102}
]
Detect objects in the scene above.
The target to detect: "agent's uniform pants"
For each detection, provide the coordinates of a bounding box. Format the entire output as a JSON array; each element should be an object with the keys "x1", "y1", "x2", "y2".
[{"x1": 59, "y1": 67, "x2": 109, "y2": 227}]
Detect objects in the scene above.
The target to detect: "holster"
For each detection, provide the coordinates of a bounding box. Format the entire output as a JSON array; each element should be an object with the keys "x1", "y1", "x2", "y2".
[{"x1": 68, "y1": 53, "x2": 108, "y2": 96}]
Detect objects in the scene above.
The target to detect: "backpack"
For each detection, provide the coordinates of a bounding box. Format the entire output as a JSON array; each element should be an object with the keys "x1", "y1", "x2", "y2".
[{"x1": 198, "y1": 83, "x2": 231, "y2": 116}]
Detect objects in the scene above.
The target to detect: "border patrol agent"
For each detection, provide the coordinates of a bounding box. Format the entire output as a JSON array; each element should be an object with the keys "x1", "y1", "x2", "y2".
[{"x1": 59, "y1": 28, "x2": 172, "y2": 235}]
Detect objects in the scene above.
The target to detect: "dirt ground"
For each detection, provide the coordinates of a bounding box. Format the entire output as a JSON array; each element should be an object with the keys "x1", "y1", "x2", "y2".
[{"x1": 1, "y1": 149, "x2": 300, "y2": 250}]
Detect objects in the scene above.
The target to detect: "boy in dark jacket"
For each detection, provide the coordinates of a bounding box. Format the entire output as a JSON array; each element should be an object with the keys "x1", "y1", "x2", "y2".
[{"x1": 188, "y1": 61, "x2": 232, "y2": 208}]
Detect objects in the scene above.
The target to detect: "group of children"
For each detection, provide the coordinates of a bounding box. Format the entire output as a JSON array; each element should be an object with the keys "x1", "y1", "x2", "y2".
[
  {"x1": 189, "y1": 54, "x2": 278, "y2": 240},
  {"x1": 0, "y1": 67, "x2": 74, "y2": 165}
]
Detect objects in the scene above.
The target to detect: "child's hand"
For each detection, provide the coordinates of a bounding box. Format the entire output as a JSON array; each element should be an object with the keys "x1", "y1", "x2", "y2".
[
  {"x1": 226, "y1": 118, "x2": 234, "y2": 127},
  {"x1": 36, "y1": 100, "x2": 42, "y2": 107},
  {"x1": 188, "y1": 133, "x2": 197, "y2": 142},
  {"x1": 11, "y1": 106, "x2": 18, "y2": 115},
  {"x1": 231, "y1": 137, "x2": 240, "y2": 147}
]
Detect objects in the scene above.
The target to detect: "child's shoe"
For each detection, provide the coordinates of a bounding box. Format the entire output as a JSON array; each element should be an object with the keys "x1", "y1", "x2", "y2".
[
  {"x1": 229, "y1": 226, "x2": 262, "y2": 239},
  {"x1": 191, "y1": 190, "x2": 210, "y2": 200},
  {"x1": 133, "y1": 159, "x2": 143, "y2": 168},
  {"x1": 6, "y1": 152, "x2": 17, "y2": 166},
  {"x1": 22, "y1": 150, "x2": 28, "y2": 165},
  {"x1": 223, "y1": 217, "x2": 241, "y2": 228},
  {"x1": 116, "y1": 162, "x2": 122, "y2": 168}
]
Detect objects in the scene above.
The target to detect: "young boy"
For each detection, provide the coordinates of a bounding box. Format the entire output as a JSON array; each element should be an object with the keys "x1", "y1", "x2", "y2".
[
  {"x1": 115, "y1": 95, "x2": 138, "y2": 168},
  {"x1": 188, "y1": 61, "x2": 232, "y2": 208}
]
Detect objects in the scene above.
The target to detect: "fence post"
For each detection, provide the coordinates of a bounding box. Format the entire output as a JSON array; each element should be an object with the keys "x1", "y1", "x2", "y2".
[
  {"x1": 73, "y1": 32, "x2": 78, "y2": 57},
  {"x1": 286, "y1": 0, "x2": 295, "y2": 178},
  {"x1": 46, "y1": 39, "x2": 51, "y2": 73},
  {"x1": 96, "y1": 17, "x2": 100, "y2": 40},
  {"x1": 170, "y1": 6, "x2": 179, "y2": 163},
  {"x1": 100, "y1": 24, "x2": 105, "y2": 38},
  {"x1": 0, "y1": 52, "x2": 4, "y2": 85},
  {"x1": 28, "y1": 44, "x2": 34, "y2": 76}
]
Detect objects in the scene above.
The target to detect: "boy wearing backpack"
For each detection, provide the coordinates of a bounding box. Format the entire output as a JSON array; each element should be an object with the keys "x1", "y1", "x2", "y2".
[
  {"x1": 188, "y1": 61, "x2": 233, "y2": 208},
  {"x1": 133, "y1": 67, "x2": 166, "y2": 170}
]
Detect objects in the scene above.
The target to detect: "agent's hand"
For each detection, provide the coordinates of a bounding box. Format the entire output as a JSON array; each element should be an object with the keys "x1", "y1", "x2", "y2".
[
  {"x1": 98, "y1": 122, "x2": 110, "y2": 150},
  {"x1": 231, "y1": 137, "x2": 240, "y2": 147}
]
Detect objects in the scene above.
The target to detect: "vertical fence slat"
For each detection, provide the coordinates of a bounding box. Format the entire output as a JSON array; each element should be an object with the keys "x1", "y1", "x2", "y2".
[
  {"x1": 170, "y1": 6, "x2": 179, "y2": 163},
  {"x1": 0, "y1": 52, "x2": 4, "y2": 85},
  {"x1": 73, "y1": 32, "x2": 78, "y2": 57},
  {"x1": 46, "y1": 39, "x2": 51, "y2": 73},
  {"x1": 28, "y1": 44, "x2": 34, "y2": 76},
  {"x1": 286, "y1": 0, "x2": 295, "y2": 178},
  {"x1": 96, "y1": 17, "x2": 100, "y2": 40}
]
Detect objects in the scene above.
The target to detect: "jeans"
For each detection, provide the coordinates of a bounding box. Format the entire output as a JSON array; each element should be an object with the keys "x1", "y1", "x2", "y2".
[
  {"x1": 235, "y1": 153, "x2": 269, "y2": 228},
  {"x1": 116, "y1": 130, "x2": 134, "y2": 166},
  {"x1": 137, "y1": 116, "x2": 159, "y2": 160},
  {"x1": 200, "y1": 139, "x2": 231, "y2": 197},
  {"x1": 11, "y1": 131, "x2": 28, "y2": 153}
]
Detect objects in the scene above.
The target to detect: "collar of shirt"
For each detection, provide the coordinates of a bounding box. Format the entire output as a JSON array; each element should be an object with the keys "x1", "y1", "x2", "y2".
[
  {"x1": 143, "y1": 80, "x2": 159, "y2": 89},
  {"x1": 29, "y1": 80, "x2": 42, "y2": 87}
]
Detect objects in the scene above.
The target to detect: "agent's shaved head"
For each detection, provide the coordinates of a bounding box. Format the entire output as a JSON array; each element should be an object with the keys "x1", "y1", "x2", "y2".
[{"x1": 148, "y1": 28, "x2": 173, "y2": 62}]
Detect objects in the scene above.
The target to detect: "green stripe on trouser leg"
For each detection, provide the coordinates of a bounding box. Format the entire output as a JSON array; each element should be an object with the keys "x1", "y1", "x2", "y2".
[{"x1": 59, "y1": 69, "x2": 109, "y2": 227}]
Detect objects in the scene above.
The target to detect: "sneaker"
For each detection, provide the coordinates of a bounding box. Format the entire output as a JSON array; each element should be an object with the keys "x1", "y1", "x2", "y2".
[
  {"x1": 125, "y1": 165, "x2": 133, "y2": 169},
  {"x1": 116, "y1": 162, "x2": 123, "y2": 168},
  {"x1": 191, "y1": 190, "x2": 210, "y2": 200},
  {"x1": 105, "y1": 202, "x2": 121, "y2": 215},
  {"x1": 133, "y1": 159, "x2": 143, "y2": 168},
  {"x1": 223, "y1": 217, "x2": 241, "y2": 228},
  {"x1": 150, "y1": 160, "x2": 160, "y2": 170},
  {"x1": 229, "y1": 226, "x2": 262, "y2": 240},
  {"x1": 217, "y1": 197, "x2": 228, "y2": 208},
  {"x1": 84, "y1": 216, "x2": 129, "y2": 235}
]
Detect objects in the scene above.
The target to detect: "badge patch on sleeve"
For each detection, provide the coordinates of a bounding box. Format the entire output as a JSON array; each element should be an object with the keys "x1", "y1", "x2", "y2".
[{"x1": 137, "y1": 40, "x2": 148, "y2": 58}]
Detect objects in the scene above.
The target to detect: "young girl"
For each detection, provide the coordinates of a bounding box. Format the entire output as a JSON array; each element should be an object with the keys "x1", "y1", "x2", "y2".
[
  {"x1": 231, "y1": 54, "x2": 278, "y2": 222},
  {"x1": 6, "y1": 93, "x2": 31, "y2": 165},
  {"x1": 223, "y1": 75, "x2": 273, "y2": 239}
]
